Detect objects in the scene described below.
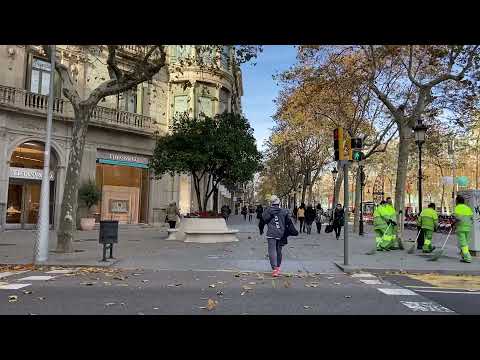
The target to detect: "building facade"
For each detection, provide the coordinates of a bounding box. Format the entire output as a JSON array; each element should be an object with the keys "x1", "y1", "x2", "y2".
[{"x1": 0, "y1": 45, "x2": 239, "y2": 231}]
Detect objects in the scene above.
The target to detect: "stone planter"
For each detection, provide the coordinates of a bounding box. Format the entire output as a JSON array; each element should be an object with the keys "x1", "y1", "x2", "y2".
[
  {"x1": 175, "y1": 217, "x2": 238, "y2": 243},
  {"x1": 80, "y1": 217, "x2": 96, "y2": 231}
]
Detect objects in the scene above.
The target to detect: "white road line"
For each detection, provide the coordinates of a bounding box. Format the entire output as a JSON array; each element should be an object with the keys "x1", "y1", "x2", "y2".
[
  {"x1": 0, "y1": 283, "x2": 31, "y2": 290},
  {"x1": 414, "y1": 289, "x2": 480, "y2": 295},
  {"x1": 18, "y1": 276, "x2": 55, "y2": 281},
  {"x1": 406, "y1": 285, "x2": 480, "y2": 291},
  {"x1": 377, "y1": 288, "x2": 418, "y2": 296},
  {"x1": 359, "y1": 279, "x2": 382, "y2": 285},
  {"x1": 400, "y1": 301, "x2": 454, "y2": 313},
  {"x1": 46, "y1": 270, "x2": 74, "y2": 274},
  {"x1": 0, "y1": 270, "x2": 30, "y2": 279},
  {"x1": 351, "y1": 273, "x2": 377, "y2": 278}
]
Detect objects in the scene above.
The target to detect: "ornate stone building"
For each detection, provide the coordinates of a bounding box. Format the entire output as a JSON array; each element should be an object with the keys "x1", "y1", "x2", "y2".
[{"x1": 0, "y1": 45, "x2": 240, "y2": 230}]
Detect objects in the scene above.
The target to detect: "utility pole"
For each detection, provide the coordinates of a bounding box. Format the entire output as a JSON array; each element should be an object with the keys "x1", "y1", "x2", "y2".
[
  {"x1": 448, "y1": 140, "x2": 456, "y2": 211},
  {"x1": 343, "y1": 161, "x2": 350, "y2": 265},
  {"x1": 34, "y1": 44, "x2": 55, "y2": 264}
]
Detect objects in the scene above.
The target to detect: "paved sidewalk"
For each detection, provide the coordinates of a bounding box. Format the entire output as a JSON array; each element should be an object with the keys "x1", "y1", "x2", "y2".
[{"x1": 0, "y1": 215, "x2": 479, "y2": 274}]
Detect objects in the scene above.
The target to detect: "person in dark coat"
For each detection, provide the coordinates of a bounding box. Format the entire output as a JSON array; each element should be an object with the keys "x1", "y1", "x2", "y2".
[
  {"x1": 332, "y1": 203, "x2": 345, "y2": 240},
  {"x1": 292, "y1": 205, "x2": 298, "y2": 224},
  {"x1": 315, "y1": 204, "x2": 324, "y2": 233},
  {"x1": 304, "y1": 204, "x2": 316, "y2": 235},
  {"x1": 241, "y1": 205, "x2": 248, "y2": 221},
  {"x1": 256, "y1": 204, "x2": 264, "y2": 221}
]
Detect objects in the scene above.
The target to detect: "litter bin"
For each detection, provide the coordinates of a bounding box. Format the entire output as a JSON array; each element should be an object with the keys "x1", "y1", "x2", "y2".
[{"x1": 99, "y1": 220, "x2": 118, "y2": 261}]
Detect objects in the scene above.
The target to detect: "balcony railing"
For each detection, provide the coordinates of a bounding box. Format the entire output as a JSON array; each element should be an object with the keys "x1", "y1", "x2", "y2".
[{"x1": 0, "y1": 85, "x2": 154, "y2": 133}]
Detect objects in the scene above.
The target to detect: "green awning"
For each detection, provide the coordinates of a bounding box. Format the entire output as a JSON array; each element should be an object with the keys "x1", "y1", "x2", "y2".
[{"x1": 97, "y1": 158, "x2": 148, "y2": 168}]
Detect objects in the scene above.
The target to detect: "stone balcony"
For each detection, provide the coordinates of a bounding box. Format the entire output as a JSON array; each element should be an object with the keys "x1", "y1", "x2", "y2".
[{"x1": 0, "y1": 85, "x2": 155, "y2": 135}]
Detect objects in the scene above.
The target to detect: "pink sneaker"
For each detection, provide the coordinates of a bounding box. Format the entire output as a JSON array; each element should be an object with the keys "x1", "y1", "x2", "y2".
[{"x1": 272, "y1": 267, "x2": 280, "y2": 277}]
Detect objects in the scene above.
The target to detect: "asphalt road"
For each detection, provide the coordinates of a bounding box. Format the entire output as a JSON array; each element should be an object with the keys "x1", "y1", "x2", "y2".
[
  {"x1": 0, "y1": 267, "x2": 461, "y2": 315},
  {"x1": 381, "y1": 274, "x2": 480, "y2": 315}
]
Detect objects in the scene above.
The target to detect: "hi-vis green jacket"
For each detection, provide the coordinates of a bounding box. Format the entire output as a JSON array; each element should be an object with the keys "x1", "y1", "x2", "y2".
[
  {"x1": 454, "y1": 204, "x2": 473, "y2": 232},
  {"x1": 417, "y1": 208, "x2": 439, "y2": 231}
]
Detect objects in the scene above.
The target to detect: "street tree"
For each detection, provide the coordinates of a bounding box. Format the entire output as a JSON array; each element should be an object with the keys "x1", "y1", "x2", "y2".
[{"x1": 150, "y1": 112, "x2": 262, "y2": 212}]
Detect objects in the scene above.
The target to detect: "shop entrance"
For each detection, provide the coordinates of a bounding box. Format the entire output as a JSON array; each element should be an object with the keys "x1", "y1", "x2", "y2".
[{"x1": 5, "y1": 141, "x2": 57, "y2": 230}]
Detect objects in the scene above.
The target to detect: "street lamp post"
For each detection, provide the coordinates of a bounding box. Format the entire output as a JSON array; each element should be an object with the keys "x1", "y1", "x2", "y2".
[{"x1": 414, "y1": 120, "x2": 428, "y2": 248}]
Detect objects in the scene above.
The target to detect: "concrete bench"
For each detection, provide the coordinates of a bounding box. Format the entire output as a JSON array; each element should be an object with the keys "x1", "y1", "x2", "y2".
[
  {"x1": 184, "y1": 229, "x2": 239, "y2": 243},
  {"x1": 166, "y1": 228, "x2": 179, "y2": 241}
]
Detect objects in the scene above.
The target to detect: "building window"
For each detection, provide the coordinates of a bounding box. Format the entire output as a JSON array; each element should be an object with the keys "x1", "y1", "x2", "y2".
[
  {"x1": 171, "y1": 45, "x2": 192, "y2": 64},
  {"x1": 198, "y1": 96, "x2": 213, "y2": 118},
  {"x1": 173, "y1": 95, "x2": 188, "y2": 118},
  {"x1": 197, "y1": 46, "x2": 216, "y2": 66},
  {"x1": 221, "y1": 46, "x2": 230, "y2": 70},
  {"x1": 219, "y1": 88, "x2": 230, "y2": 114},
  {"x1": 117, "y1": 87, "x2": 141, "y2": 114},
  {"x1": 29, "y1": 57, "x2": 61, "y2": 96}
]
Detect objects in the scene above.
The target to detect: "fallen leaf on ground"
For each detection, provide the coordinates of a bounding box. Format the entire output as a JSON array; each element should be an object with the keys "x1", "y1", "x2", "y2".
[
  {"x1": 22, "y1": 290, "x2": 33, "y2": 294},
  {"x1": 105, "y1": 302, "x2": 116, "y2": 307},
  {"x1": 103, "y1": 282, "x2": 112, "y2": 286},
  {"x1": 217, "y1": 281, "x2": 225, "y2": 285},
  {"x1": 37, "y1": 297, "x2": 46, "y2": 300},
  {"x1": 132, "y1": 273, "x2": 142, "y2": 276},
  {"x1": 153, "y1": 307, "x2": 159, "y2": 310},
  {"x1": 242, "y1": 285, "x2": 253, "y2": 291},
  {"x1": 334, "y1": 282, "x2": 341, "y2": 285},
  {"x1": 80, "y1": 282, "x2": 96, "y2": 286},
  {"x1": 345, "y1": 295, "x2": 352, "y2": 298},
  {"x1": 209, "y1": 284, "x2": 216, "y2": 288},
  {"x1": 303, "y1": 306, "x2": 311, "y2": 309},
  {"x1": 141, "y1": 280, "x2": 149, "y2": 283},
  {"x1": 248, "y1": 282, "x2": 256, "y2": 285},
  {"x1": 8, "y1": 295, "x2": 18, "y2": 303},
  {"x1": 240, "y1": 291, "x2": 246, "y2": 296},
  {"x1": 327, "y1": 277, "x2": 335, "y2": 280},
  {"x1": 116, "y1": 284, "x2": 128, "y2": 287},
  {"x1": 113, "y1": 276, "x2": 126, "y2": 281},
  {"x1": 216, "y1": 291, "x2": 224, "y2": 296},
  {"x1": 234, "y1": 274, "x2": 240, "y2": 278},
  {"x1": 207, "y1": 299, "x2": 218, "y2": 311}
]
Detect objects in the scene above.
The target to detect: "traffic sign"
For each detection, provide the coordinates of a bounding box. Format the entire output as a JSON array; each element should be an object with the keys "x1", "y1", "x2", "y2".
[
  {"x1": 333, "y1": 128, "x2": 344, "y2": 161},
  {"x1": 352, "y1": 150, "x2": 364, "y2": 161}
]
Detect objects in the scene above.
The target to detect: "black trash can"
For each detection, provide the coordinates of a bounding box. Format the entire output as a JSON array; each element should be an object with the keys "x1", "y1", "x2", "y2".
[
  {"x1": 99, "y1": 220, "x2": 119, "y2": 244},
  {"x1": 99, "y1": 220, "x2": 118, "y2": 261}
]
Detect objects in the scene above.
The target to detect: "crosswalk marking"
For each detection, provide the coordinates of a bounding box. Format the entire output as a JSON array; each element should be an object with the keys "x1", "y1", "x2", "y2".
[
  {"x1": 351, "y1": 273, "x2": 377, "y2": 278},
  {"x1": 18, "y1": 276, "x2": 55, "y2": 281},
  {"x1": 377, "y1": 288, "x2": 418, "y2": 296},
  {"x1": 400, "y1": 301, "x2": 454, "y2": 313},
  {"x1": 0, "y1": 283, "x2": 31, "y2": 290},
  {"x1": 414, "y1": 289, "x2": 480, "y2": 295},
  {"x1": 359, "y1": 279, "x2": 382, "y2": 285},
  {"x1": 0, "y1": 271, "x2": 29, "y2": 279},
  {"x1": 46, "y1": 270, "x2": 74, "y2": 274}
]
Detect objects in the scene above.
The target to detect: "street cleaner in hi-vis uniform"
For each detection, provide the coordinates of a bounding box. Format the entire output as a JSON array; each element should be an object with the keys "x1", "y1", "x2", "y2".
[
  {"x1": 454, "y1": 195, "x2": 473, "y2": 263},
  {"x1": 417, "y1": 202, "x2": 439, "y2": 253}
]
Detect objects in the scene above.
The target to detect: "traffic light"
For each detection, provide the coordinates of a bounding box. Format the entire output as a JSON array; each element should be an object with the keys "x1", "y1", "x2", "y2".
[
  {"x1": 351, "y1": 137, "x2": 362, "y2": 150},
  {"x1": 352, "y1": 150, "x2": 364, "y2": 161},
  {"x1": 333, "y1": 128, "x2": 344, "y2": 161}
]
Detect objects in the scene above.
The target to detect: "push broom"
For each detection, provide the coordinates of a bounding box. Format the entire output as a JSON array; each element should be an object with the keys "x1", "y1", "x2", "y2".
[
  {"x1": 427, "y1": 227, "x2": 454, "y2": 261},
  {"x1": 407, "y1": 229, "x2": 422, "y2": 254}
]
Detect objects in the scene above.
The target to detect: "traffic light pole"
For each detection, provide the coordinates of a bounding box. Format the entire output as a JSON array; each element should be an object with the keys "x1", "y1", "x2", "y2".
[
  {"x1": 343, "y1": 161, "x2": 350, "y2": 266},
  {"x1": 359, "y1": 164, "x2": 364, "y2": 236}
]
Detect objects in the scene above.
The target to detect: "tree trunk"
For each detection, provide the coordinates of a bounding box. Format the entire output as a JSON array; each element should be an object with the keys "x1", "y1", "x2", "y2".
[
  {"x1": 394, "y1": 124, "x2": 412, "y2": 247},
  {"x1": 213, "y1": 187, "x2": 219, "y2": 213},
  {"x1": 353, "y1": 166, "x2": 362, "y2": 232},
  {"x1": 192, "y1": 174, "x2": 204, "y2": 212},
  {"x1": 307, "y1": 184, "x2": 313, "y2": 204},
  {"x1": 56, "y1": 106, "x2": 91, "y2": 253}
]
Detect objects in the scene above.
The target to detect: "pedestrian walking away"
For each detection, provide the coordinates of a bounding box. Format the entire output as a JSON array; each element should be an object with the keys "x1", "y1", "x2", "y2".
[
  {"x1": 221, "y1": 204, "x2": 229, "y2": 222},
  {"x1": 304, "y1": 204, "x2": 316, "y2": 235},
  {"x1": 166, "y1": 201, "x2": 181, "y2": 229},
  {"x1": 292, "y1": 205, "x2": 298, "y2": 224},
  {"x1": 454, "y1": 195, "x2": 473, "y2": 263},
  {"x1": 332, "y1": 203, "x2": 345, "y2": 239},
  {"x1": 417, "y1": 202, "x2": 439, "y2": 253},
  {"x1": 248, "y1": 204, "x2": 255, "y2": 222},
  {"x1": 261, "y1": 195, "x2": 296, "y2": 277},
  {"x1": 241, "y1": 205, "x2": 248, "y2": 221},
  {"x1": 297, "y1": 203, "x2": 306, "y2": 233},
  {"x1": 315, "y1": 203, "x2": 323, "y2": 234}
]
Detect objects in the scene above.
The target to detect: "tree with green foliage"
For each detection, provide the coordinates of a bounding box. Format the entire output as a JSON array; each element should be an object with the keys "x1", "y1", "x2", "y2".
[{"x1": 150, "y1": 112, "x2": 262, "y2": 212}]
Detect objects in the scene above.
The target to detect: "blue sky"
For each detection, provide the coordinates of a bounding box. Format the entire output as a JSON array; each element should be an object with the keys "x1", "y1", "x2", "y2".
[{"x1": 241, "y1": 45, "x2": 298, "y2": 151}]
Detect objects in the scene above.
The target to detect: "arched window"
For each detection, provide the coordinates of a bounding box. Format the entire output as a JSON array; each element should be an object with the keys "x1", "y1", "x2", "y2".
[{"x1": 10, "y1": 141, "x2": 58, "y2": 170}]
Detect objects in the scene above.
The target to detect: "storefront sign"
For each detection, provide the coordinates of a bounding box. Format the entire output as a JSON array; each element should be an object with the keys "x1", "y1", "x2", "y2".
[
  {"x1": 9, "y1": 167, "x2": 55, "y2": 181},
  {"x1": 110, "y1": 199, "x2": 129, "y2": 213},
  {"x1": 97, "y1": 149, "x2": 149, "y2": 166}
]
